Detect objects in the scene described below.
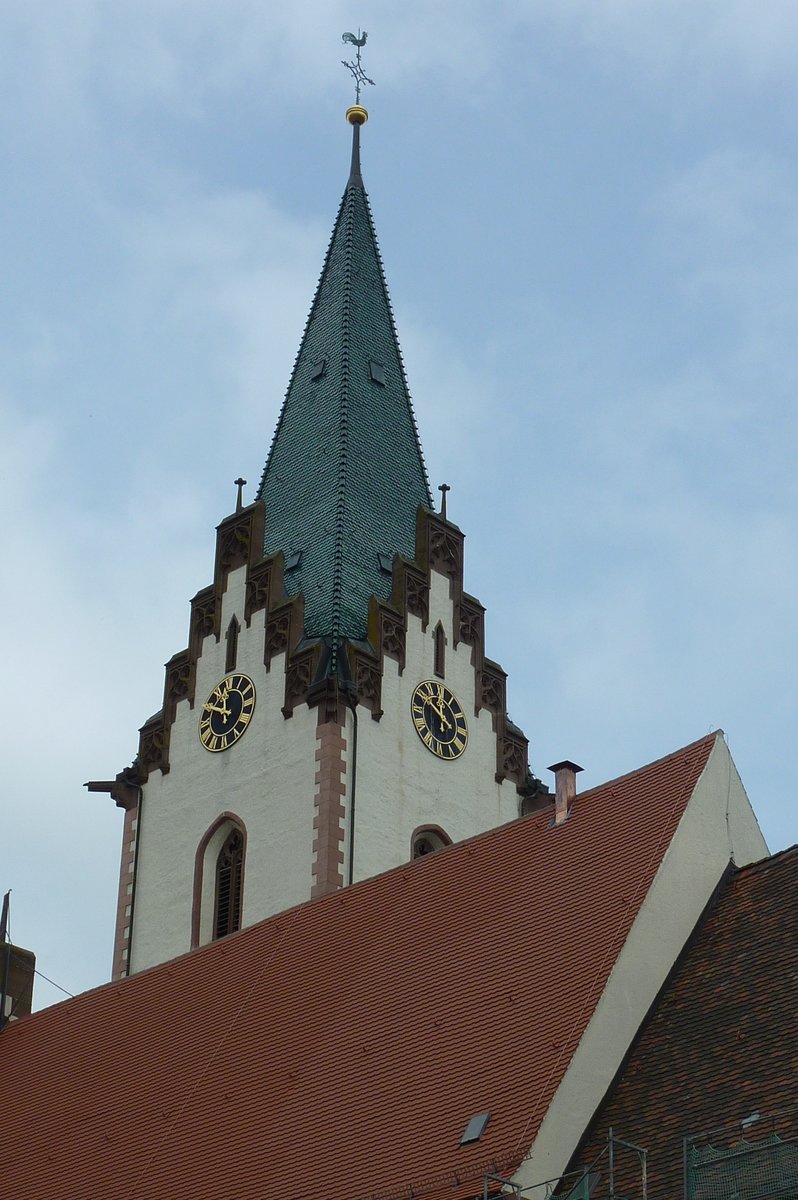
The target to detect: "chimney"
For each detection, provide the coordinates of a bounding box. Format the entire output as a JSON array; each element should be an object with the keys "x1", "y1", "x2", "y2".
[
  {"x1": 0, "y1": 892, "x2": 35, "y2": 1027},
  {"x1": 548, "y1": 760, "x2": 583, "y2": 826},
  {"x1": 1, "y1": 943, "x2": 36, "y2": 1026}
]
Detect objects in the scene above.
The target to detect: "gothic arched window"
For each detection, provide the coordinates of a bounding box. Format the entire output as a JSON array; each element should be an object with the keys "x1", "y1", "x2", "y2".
[
  {"x1": 192, "y1": 814, "x2": 247, "y2": 949},
  {"x1": 214, "y1": 828, "x2": 244, "y2": 940}
]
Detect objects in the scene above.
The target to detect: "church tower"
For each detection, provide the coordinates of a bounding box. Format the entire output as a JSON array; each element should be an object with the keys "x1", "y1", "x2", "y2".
[{"x1": 89, "y1": 105, "x2": 542, "y2": 979}]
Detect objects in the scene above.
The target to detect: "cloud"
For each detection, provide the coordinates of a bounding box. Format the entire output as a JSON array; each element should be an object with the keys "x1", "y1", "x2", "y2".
[
  {"x1": 2, "y1": 0, "x2": 797, "y2": 1012},
  {"x1": 533, "y1": 0, "x2": 798, "y2": 89}
]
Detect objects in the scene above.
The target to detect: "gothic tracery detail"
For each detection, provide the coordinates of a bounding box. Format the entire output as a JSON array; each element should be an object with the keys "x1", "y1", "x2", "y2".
[
  {"x1": 428, "y1": 520, "x2": 463, "y2": 581},
  {"x1": 355, "y1": 658, "x2": 383, "y2": 719},
  {"x1": 380, "y1": 610, "x2": 405, "y2": 669},
  {"x1": 265, "y1": 610, "x2": 293, "y2": 667},
  {"x1": 404, "y1": 568, "x2": 429, "y2": 628},
  {"x1": 245, "y1": 560, "x2": 272, "y2": 624},
  {"x1": 283, "y1": 651, "x2": 315, "y2": 717}
]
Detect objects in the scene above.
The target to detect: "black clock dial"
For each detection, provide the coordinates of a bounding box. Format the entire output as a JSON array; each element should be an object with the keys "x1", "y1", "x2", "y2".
[
  {"x1": 411, "y1": 680, "x2": 468, "y2": 760},
  {"x1": 198, "y1": 674, "x2": 256, "y2": 753}
]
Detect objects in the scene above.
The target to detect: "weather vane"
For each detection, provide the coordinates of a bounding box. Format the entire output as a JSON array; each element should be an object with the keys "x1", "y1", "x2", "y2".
[{"x1": 341, "y1": 30, "x2": 375, "y2": 104}]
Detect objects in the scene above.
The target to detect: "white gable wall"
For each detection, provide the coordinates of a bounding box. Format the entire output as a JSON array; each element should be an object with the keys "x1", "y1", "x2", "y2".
[{"x1": 514, "y1": 735, "x2": 768, "y2": 1194}]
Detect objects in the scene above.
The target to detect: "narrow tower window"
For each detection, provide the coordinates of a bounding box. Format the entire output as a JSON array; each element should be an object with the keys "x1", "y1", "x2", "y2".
[
  {"x1": 225, "y1": 615, "x2": 240, "y2": 672},
  {"x1": 214, "y1": 829, "x2": 244, "y2": 940},
  {"x1": 434, "y1": 622, "x2": 446, "y2": 678}
]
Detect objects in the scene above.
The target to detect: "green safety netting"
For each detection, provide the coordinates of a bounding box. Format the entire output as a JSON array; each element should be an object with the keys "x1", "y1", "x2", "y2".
[{"x1": 688, "y1": 1134, "x2": 798, "y2": 1200}]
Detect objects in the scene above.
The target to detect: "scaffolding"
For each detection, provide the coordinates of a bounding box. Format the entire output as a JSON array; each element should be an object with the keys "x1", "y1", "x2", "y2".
[
  {"x1": 684, "y1": 1108, "x2": 798, "y2": 1200},
  {"x1": 483, "y1": 1130, "x2": 648, "y2": 1200}
]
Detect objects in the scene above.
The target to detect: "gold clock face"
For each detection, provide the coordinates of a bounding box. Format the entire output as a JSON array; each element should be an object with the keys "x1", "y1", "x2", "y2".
[
  {"x1": 411, "y1": 680, "x2": 468, "y2": 760},
  {"x1": 198, "y1": 674, "x2": 256, "y2": 753}
]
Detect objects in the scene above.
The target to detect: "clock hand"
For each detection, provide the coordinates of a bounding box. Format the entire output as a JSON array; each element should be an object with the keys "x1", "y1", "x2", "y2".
[{"x1": 427, "y1": 699, "x2": 452, "y2": 731}]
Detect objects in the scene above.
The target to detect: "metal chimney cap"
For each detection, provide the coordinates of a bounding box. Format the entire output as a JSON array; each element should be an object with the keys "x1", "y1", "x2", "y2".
[{"x1": 547, "y1": 760, "x2": 584, "y2": 775}]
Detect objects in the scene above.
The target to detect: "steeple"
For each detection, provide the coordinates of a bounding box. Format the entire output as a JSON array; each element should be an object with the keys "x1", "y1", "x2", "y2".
[
  {"x1": 257, "y1": 106, "x2": 432, "y2": 651},
  {"x1": 93, "y1": 84, "x2": 537, "y2": 980}
]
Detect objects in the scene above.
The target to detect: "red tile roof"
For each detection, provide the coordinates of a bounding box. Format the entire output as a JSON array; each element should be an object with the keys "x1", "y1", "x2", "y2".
[
  {"x1": 564, "y1": 843, "x2": 798, "y2": 1200},
  {"x1": 0, "y1": 733, "x2": 719, "y2": 1200}
]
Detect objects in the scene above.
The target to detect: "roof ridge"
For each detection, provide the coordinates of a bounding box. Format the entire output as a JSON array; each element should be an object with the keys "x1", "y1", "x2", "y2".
[
  {"x1": 16, "y1": 733, "x2": 725, "y2": 1025},
  {"x1": 575, "y1": 730, "x2": 721, "y2": 803},
  {"x1": 730, "y1": 842, "x2": 798, "y2": 878},
  {"x1": 329, "y1": 181, "x2": 357, "y2": 663}
]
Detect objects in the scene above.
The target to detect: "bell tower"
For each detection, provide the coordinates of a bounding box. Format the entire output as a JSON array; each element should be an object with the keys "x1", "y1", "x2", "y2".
[{"x1": 88, "y1": 104, "x2": 545, "y2": 979}]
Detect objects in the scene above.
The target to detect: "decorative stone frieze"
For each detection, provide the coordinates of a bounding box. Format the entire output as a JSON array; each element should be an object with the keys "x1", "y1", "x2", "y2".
[
  {"x1": 380, "y1": 609, "x2": 406, "y2": 671},
  {"x1": 354, "y1": 656, "x2": 383, "y2": 720},
  {"x1": 164, "y1": 650, "x2": 193, "y2": 722},
  {"x1": 128, "y1": 499, "x2": 529, "y2": 788},
  {"x1": 134, "y1": 501, "x2": 306, "y2": 775},
  {"x1": 499, "y1": 727, "x2": 529, "y2": 788},
  {"x1": 138, "y1": 715, "x2": 168, "y2": 776},
  {"x1": 307, "y1": 675, "x2": 348, "y2": 727},
  {"x1": 282, "y1": 647, "x2": 317, "y2": 718},
  {"x1": 265, "y1": 607, "x2": 294, "y2": 668},
  {"x1": 346, "y1": 505, "x2": 530, "y2": 787},
  {"x1": 427, "y1": 517, "x2": 464, "y2": 583},
  {"x1": 244, "y1": 559, "x2": 273, "y2": 625},
  {"x1": 458, "y1": 594, "x2": 485, "y2": 652},
  {"x1": 403, "y1": 566, "x2": 429, "y2": 628},
  {"x1": 479, "y1": 661, "x2": 507, "y2": 720},
  {"x1": 190, "y1": 586, "x2": 217, "y2": 653}
]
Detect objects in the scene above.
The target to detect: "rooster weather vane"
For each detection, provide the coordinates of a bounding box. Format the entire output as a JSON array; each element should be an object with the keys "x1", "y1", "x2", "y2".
[{"x1": 342, "y1": 30, "x2": 374, "y2": 104}]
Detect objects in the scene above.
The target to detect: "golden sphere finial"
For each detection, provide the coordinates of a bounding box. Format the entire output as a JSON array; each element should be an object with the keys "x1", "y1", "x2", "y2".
[{"x1": 346, "y1": 104, "x2": 368, "y2": 126}]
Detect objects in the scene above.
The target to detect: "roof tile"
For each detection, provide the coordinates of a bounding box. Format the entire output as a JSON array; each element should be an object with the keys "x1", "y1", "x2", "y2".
[
  {"x1": 1, "y1": 734, "x2": 719, "y2": 1200},
  {"x1": 258, "y1": 153, "x2": 431, "y2": 645},
  {"x1": 565, "y1": 843, "x2": 798, "y2": 1200}
]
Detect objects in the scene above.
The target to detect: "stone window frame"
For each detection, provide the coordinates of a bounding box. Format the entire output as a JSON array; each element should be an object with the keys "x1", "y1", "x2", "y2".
[{"x1": 191, "y1": 812, "x2": 248, "y2": 949}]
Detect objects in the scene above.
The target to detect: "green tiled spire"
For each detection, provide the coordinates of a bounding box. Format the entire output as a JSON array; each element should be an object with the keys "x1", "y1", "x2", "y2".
[{"x1": 258, "y1": 114, "x2": 432, "y2": 651}]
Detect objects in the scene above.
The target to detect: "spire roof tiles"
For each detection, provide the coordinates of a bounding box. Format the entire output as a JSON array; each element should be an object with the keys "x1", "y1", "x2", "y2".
[{"x1": 258, "y1": 120, "x2": 432, "y2": 646}]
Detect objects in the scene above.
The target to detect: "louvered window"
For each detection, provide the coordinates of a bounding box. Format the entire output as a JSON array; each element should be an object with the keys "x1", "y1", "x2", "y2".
[{"x1": 214, "y1": 829, "x2": 244, "y2": 940}]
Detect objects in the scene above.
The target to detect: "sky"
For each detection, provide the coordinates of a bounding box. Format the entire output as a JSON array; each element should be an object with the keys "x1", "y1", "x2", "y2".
[{"x1": 1, "y1": 1, "x2": 797, "y2": 1009}]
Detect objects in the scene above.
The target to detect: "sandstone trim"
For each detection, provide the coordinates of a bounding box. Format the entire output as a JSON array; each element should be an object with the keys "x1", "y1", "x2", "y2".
[{"x1": 311, "y1": 705, "x2": 347, "y2": 899}]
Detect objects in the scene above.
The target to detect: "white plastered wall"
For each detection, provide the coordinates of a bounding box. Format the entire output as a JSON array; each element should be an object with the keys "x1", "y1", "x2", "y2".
[
  {"x1": 348, "y1": 569, "x2": 520, "y2": 884},
  {"x1": 514, "y1": 735, "x2": 768, "y2": 1192},
  {"x1": 130, "y1": 565, "x2": 317, "y2": 973},
  {"x1": 130, "y1": 565, "x2": 525, "y2": 971}
]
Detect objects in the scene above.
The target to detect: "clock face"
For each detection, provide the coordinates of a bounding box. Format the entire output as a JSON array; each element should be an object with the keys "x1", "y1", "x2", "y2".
[
  {"x1": 198, "y1": 673, "x2": 256, "y2": 753},
  {"x1": 411, "y1": 680, "x2": 468, "y2": 760}
]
